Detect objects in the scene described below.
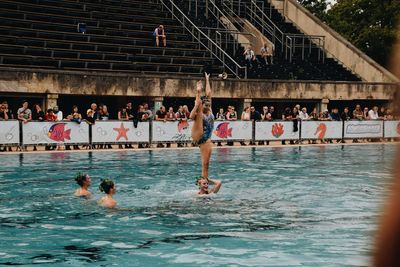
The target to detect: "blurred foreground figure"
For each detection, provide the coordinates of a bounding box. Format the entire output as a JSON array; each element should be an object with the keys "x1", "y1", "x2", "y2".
[{"x1": 374, "y1": 32, "x2": 400, "y2": 267}]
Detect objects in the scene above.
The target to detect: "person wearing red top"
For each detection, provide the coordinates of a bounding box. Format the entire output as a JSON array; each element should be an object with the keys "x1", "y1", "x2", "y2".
[{"x1": 45, "y1": 109, "x2": 57, "y2": 121}]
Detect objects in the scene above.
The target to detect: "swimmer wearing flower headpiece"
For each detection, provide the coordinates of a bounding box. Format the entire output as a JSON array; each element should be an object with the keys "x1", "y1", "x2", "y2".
[
  {"x1": 74, "y1": 173, "x2": 92, "y2": 198},
  {"x1": 190, "y1": 73, "x2": 215, "y2": 181},
  {"x1": 98, "y1": 179, "x2": 117, "y2": 208},
  {"x1": 196, "y1": 176, "x2": 221, "y2": 195}
]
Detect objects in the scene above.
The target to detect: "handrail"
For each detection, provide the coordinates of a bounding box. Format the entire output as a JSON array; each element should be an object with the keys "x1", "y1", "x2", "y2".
[{"x1": 159, "y1": 0, "x2": 247, "y2": 78}]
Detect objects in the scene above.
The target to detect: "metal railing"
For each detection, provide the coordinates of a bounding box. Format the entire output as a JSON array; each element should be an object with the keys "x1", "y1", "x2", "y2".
[
  {"x1": 182, "y1": 0, "x2": 255, "y2": 57},
  {"x1": 216, "y1": 0, "x2": 326, "y2": 63},
  {"x1": 158, "y1": 0, "x2": 247, "y2": 78}
]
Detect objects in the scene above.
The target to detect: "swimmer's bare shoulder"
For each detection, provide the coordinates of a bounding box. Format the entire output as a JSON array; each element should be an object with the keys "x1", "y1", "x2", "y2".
[
  {"x1": 98, "y1": 196, "x2": 117, "y2": 209},
  {"x1": 74, "y1": 189, "x2": 92, "y2": 198}
]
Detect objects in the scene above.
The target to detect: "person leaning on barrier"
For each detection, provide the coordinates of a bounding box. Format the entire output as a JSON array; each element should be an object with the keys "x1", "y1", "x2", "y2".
[
  {"x1": 155, "y1": 106, "x2": 167, "y2": 148},
  {"x1": 53, "y1": 106, "x2": 63, "y2": 121},
  {"x1": 309, "y1": 108, "x2": 319, "y2": 121},
  {"x1": 369, "y1": 106, "x2": 380, "y2": 120},
  {"x1": 166, "y1": 107, "x2": 176, "y2": 121},
  {"x1": 341, "y1": 107, "x2": 352, "y2": 121},
  {"x1": 118, "y1": 107, "x2": 129, "y2": 121},
  {"x1": 1, "y1": 101, "x2": 13, "y2": 119},
  {"x1": 17, "y1": 100, "x2": 32, "y2": 124},
  {"x1": 0, "y1": 103, "x2": 9, "y2": 120},
  {"x1": 299, "y1": 107, "x2": 309, "y2": 120}
]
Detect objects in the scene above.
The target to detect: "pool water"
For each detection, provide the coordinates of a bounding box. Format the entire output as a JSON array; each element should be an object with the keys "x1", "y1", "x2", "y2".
[{"x1": 0, "y1": 144, "x2": 396, "y2": 266}]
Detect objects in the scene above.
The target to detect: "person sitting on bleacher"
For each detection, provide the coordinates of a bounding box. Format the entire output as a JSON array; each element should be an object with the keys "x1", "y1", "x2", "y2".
[
  {"x1": 153, "y1": 25, "x2": 167, "y2": 47},
  {"x1": 243, "y1": 46, "x2": 257, "y2": 69}
]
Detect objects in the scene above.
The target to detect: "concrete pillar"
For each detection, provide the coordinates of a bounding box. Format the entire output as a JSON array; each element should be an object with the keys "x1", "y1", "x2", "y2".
[
  {"x1": 239, "y1": 98, "x2": 252, "y2": 116},
  {"x1": 46, "y1": 94, "x2": 58, "y2": 110},
  {"x1": 152, "y1": 96, "x2": 164, "y2": 114},
  {"x1": 320, "y1": 98, "x2": 329, "y2": 112}
]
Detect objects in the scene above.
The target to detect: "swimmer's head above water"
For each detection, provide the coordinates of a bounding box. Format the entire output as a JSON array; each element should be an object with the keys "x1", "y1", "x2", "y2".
[
  {"x1": 201, "y1": 96, "x2": 211, "y2": 113},
  {"x1": 99, "y1": 179, "x2": 116, "y2": 195},
  {"x1": 196, "y1": 176, "x2": 222, "y2": 195},
  {"x1": 196, "y1": 176, "x2": 209, "y2": 191},
  {"x1": 74, "y1": 173, "x2": 91, "y2": 198},
  {"x1": 75, "y1": 173, "x2": 91, "y2": 187}
]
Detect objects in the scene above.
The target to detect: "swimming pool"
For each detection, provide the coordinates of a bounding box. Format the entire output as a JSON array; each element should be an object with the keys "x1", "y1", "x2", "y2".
[{"x1": 0, "y1": 144, "x2": 396, "y2": 266}]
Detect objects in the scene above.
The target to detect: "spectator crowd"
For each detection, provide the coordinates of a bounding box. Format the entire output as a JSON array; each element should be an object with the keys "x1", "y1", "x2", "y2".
[{"x1": 0, "y1": 99, "x2": 397, "y2": 152}]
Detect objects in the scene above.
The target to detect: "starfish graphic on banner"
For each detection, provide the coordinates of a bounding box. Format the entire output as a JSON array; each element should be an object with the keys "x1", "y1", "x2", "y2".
[{"x1": 113, "y1": 123, "x2": 130, "y2": 141}]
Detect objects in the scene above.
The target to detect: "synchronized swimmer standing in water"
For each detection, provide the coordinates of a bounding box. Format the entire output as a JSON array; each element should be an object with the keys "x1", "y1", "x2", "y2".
[
  {"x1": 98, "y1": 179, "x2": 117, "y2": 209},
  {"x1": 74, "y1": 174, "x2": 117, "y2": 209},
  {"x1": 190, "y1": 73, "x2": 222, "y2": 195},
  {"x1": 74, "y1": 173, "x2": 92, "y2": 198}
]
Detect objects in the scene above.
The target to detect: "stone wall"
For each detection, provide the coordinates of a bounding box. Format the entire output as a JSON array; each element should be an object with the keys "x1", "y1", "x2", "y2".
[{"x1": 0, "y1": 69, "x2": 396, "y2": 101}]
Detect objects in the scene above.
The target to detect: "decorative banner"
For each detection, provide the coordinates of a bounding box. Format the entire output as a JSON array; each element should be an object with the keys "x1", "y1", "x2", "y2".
[
  {"x1": 384, "y1": 120, "x2": 400, "y2": 138},
  {"x1": 152, "y1": 120, "x2": 193, "y2": 142},
  {"x1": 92, "y1": 121, "x2": 150, "y2": 143},
  {"x1": 211, "y1": 121, "x2": 252, "y2": 141},
  {"x1": 0, "y1": 120, "x2": 20, "y2": 145},
  {"x1": 22, "y1": 121, "x2": 89, "y2": 145},
  {"x1": 301, "y1": 121, "x2": 343, "y2": 139},
  {"x1": 255, "y1": 121, "x2": 300, "y2": 141},
  {"x1": 343, "y1": 120, "x2": 384, "y2": 138}
]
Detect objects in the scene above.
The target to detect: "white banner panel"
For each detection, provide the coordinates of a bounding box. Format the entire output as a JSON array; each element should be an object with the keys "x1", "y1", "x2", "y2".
[
  {"x1": 92, "y1": 121, "x2": 149, "y2": 143},
  {"x1": 344, "y1": 120, "x2": 384, "y2": 138},
  {"x1": 301, "y1": 121, "x2": 343, "y2": 139},
  {"x1": 22, "y1": 121, "x2": 89, "y2": 145},
  {"x1": 384, "y1": 121, "x2": 400, "y2": 138},
  {"x1": 0, "y1": 120, "x2": 20, "y2": 145},
  {"x1": 255, "y1": 121, "x2": 300, "y2": 141},
  {"x1": 211, "y1": 121, "x2": 252, "y2": 141},
  {"x1": 152, "y1": 121, "x2": 193, "y2": 142}
]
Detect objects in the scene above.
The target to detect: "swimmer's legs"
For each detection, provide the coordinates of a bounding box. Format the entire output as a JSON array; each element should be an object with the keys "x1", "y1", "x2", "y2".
[
  {"x1": 190, "y1": 81, "x2": 204, "y2": 142},
  {"x1": 199, "y1": 140, "x2": 212, "y2": 178}
]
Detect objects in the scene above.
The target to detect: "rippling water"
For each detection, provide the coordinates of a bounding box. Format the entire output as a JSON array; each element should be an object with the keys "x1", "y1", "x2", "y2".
[{"x1": 0, "y1": 144, "x2": 396, "y2": 266}]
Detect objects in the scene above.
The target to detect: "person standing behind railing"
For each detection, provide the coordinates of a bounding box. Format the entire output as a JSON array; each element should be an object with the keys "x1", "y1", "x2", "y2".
[
  {"x1": 2, "y1": 101, "x2": 13, "y2": 120},
  {"x1": 32, "y1": 104, "x2": 45, "y2": 151},
  {"x1": 299, "y1": 107, "x2": 309, "y2": 121},
  {"x1": 240, "y1": 106, "x2": 251, "y2": 146},
  {"x1": 368, "y1": 106, "x2": 380, "y2": 120},
  {"x1": 226, "y1": 106, "x2": 237, "y2": 146},
  {"x1": 215, "y1": 108, "x2": 226, "y2": 147},
  {"x1": 53, "y1": 106, "x2": 63, "y2": 122},
  {"x1": 0, "y1": 103, "x2": 9, "y2": 152},
  {"x1": 0, "y1": 103, "x2": 9, "y2": 120}
]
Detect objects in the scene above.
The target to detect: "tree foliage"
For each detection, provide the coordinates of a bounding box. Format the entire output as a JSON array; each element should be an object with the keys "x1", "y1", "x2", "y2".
[{"x1": 298, "y1": 0, "x2": 400, "y2": 67}]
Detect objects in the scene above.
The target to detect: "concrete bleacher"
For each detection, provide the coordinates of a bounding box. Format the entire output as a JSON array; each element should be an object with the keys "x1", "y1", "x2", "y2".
[
  {"x1": 0, "y1": 0, "x2": 219, "y2": 76},
  {"x1": 175, "y1": 0, "x2": 361, "y2": 81}
]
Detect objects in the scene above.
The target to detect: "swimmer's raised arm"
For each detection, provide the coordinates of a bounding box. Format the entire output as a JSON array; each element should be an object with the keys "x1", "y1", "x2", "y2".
[{"x1": 208, "y1": 178, "x2": 221, "y2": 194}]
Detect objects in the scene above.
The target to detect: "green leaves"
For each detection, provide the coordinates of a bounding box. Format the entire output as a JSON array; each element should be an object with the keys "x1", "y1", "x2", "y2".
[{"x1": 298, "y1": 0, "x2": 400, "y2": 67}]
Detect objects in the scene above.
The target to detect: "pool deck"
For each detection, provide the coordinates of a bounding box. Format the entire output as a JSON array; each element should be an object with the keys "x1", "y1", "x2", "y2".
[{"x1": 0, "y1": 140, "x2": 398, "y2": 154}]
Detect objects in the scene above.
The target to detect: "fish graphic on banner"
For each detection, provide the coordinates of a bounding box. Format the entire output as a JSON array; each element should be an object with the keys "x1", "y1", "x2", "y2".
[
  {"x1": 315, "y1": 123, "x2": 327, "y2": 139},
  {"x1": 214, "y1": 122, "x2": 233, "y2": 138},
  {"x1": 271, "y1": 123, "x2": 284, "y2": 138},
  {"x1": 48, "y1": 123, "x2": 71, "y2": 142},
  {"x1": 397, "y1": 122, "x2": 400, "y2": 135}
]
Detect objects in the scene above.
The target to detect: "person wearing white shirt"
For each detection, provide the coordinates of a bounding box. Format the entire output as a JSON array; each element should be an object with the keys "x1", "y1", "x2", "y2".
[
  {"x1": 368, "y1": 106, "x2": 379, "y2": 120},
  {"x1": 299, "y1": 107, "x2": 309, "y2": 120}
]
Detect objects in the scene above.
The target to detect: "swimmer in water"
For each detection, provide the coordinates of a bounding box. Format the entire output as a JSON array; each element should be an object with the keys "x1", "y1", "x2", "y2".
[
  {"x1": 98, "y1": 179, "x2": 117, "y2": 209},
  {"x1": 196, "y1": 176, "x2": 221, "y2": 195},
  {"x1": 190, "y1": 72, "x2": 214, "y2": 180},
  {"x1": 74, "y1": 173, "x2": 92, "y2": 198}
]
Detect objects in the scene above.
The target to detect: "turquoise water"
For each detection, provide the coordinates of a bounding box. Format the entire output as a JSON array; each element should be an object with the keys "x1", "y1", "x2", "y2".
[{"x1": 0, "y1": 144, "x2": 396, "y2": 266}]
